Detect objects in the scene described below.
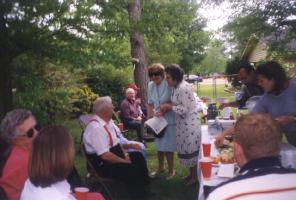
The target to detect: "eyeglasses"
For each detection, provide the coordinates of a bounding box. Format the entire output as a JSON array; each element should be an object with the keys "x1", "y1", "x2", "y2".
[
  {"x1": 23, "y1": 124, "x2": 41, "y2": 138},
  {"x1": 149, "y1": 71, "x2": 161, "y2": 77}
]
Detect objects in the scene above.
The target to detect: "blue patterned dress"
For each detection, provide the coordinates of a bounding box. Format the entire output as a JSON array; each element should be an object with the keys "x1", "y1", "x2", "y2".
[
  {"x1": 148, "y1": 80, "x2": 176, "y2": 152},
  {"x1": 171, "y1": 80, "x2": 201, "y2": 166}
]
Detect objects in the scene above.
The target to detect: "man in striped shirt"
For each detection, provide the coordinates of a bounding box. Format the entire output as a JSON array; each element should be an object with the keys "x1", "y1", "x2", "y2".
[{"x1": 208, "y1": 113, "x2": 296, "y2": 200}]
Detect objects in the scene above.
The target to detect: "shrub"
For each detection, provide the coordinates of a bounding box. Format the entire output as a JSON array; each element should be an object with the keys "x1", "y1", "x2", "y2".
[{"x1": 85, "y1": 65, "x2": 132, "y2": 109}]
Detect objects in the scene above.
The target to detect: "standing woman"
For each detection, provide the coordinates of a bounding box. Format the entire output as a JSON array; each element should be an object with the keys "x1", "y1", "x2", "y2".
[
  {"x1": 147, "y1": 63, "x2": 176, "y2": 180},
  {"x1": 252, "y1": 61, "x2": 296, "y2": 147},
  {"x1": 160, "y1": 64, "x2": 201, "y2": 185},
  {"x1": 21, "y1": 125, "x2": 76, "y2": 200}
]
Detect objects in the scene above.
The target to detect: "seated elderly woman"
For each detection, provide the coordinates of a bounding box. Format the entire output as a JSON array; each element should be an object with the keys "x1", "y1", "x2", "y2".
[
  {"x1": 0, "y1": 109, "x2": 39, "y2": 200},
  {"x1": 21, "y1": 125, "x2": 76, "y2": 200}
]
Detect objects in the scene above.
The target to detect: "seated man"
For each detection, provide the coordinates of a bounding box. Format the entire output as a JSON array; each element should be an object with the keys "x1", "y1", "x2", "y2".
[
  {"x1": 120, "y1": 88, "x2": 144, "y2": 142},
  {"x1": 83, "y1": 96, "x2": 150, "y2": 198},
  {"x1": 0, "y1": 109, "x2": 39, "y2": 200},
  {"x1": 208, "y1": 113, "x2": 296, "y2": 199}
]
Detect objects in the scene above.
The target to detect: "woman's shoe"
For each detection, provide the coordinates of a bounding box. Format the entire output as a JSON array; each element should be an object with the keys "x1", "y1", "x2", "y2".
[
  {"x1": 150, "y1": 169, "x2": 165, "y2": 178},
  {"x1": 166, "y1": 171, "x2": 176, "y2": 180},
  {"x1": 182, "y1": 175, "x2": 191, "y2": 182}
]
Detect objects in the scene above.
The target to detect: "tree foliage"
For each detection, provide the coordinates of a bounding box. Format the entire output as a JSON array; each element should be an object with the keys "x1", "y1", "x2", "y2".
[
  {"x1": 222, "y1": 0, "x2": 296, "y2": 56},
  {"x1": 0, "y1": 0, "x2": 210, "y2": 119}
]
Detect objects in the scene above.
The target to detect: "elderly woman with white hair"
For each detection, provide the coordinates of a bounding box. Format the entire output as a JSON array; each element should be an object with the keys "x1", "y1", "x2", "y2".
[
  {"x1": 0, "y1": 109, "x2": 39, "y2": 200},
  {"x1": 83, "y1": 96, "x2": 151, "y2": 198}
]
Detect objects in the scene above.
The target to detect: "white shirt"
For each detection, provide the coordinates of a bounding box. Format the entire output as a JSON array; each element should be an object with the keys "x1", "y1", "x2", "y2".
[
  {"x1": 20, "y1": 179, "x2": 75, "y2": 200},
  {"x1": 207, "y1": 173, "x2": 296, "y2": 200},
  {"x1": 83, "y1": 115, "x2": 120, "y2": 156}
]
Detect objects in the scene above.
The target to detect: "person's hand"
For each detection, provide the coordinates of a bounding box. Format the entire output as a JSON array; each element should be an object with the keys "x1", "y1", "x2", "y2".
[
  {"x1": 124, "y1": 153, "x2": 131, "y2": 164},
  {"x1": 159, "y1": 103, "x2": 172, "y2": 113},
  {"x1": 215, "y1": 133, "x2": 226, "y2": 148},
  {"x1": 136, "y1": 116, "x2": 142, "y2": 121},
  {"x1": 131, "y1": 143, "x2": 142, "y2": 150},
  {"x1": 155, "y1": 111, "x2": 163, "y2": 117},
  {"x1": 275, "y1": 115, "x2": 295, "y2": 126}
]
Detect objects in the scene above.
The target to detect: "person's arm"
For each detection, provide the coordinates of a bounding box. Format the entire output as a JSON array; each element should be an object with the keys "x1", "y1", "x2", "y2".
[
  {"x1": 275, "y1": 115, "x2": 295, "y2": 126},
  {"x1": 219, "y1": 101, "x2": 239, "y2": 109},
  {"x1": 101, "y1": 151, "x2": 131, "y2": 164},
  {"x1": 169, "y1": 85, "x2": 195, "y2": 117},
  {"x1": 147, "y1": 104, "x2": 154, "y2": 119},
  {"x1": 214, "y1": 126, "x2": 235, "y2": 147},
  {"x1": 122, "y1": 143, "x2": 142, "y2": 150},
  {"x1": 120, "y1": 100, "x2": 134, "y2": 121}
]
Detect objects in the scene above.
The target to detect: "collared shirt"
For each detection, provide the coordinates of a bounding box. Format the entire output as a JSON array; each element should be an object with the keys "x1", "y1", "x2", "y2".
[
  {"x1": 20, "y1": 180, "x2": 75, "y2": 200},
  {"x1": 83, "y1": 115, "x2": 120, "y2": 156},
  {"x1": 207, "y1": 157, "x2": 296, "y2": 200},
  {"x1": 237, "y1": 83, "x2": 263, "y2": 108},
  {"x1": 0, "y1": 144, "x2": 30, "y2": 200},
  {"x1": 120, "y1": 98, "x2": 141, "y2": 121}
]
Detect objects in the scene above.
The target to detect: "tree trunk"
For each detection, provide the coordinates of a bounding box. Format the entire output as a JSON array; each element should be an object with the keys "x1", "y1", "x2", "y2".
[
  {"x1": 0, "y1": 60, "x2": 12, "y2": 120},
  {"x1": 0, "y1": 3, "x2": 13, "y2": 119},
  {"x1": 128, "y1": 0, "x2": 149, "y2": 107}
]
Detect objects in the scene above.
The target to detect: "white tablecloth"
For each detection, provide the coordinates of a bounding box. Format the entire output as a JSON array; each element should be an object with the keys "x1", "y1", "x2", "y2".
[{"x1": 197, "y1": 125, "x2": 296, "y2": 200}]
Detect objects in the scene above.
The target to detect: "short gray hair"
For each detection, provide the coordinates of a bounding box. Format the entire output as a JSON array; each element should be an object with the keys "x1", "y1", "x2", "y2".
[
  {"x1": 0, "y1": 109, "x2": 34, "y2": 141},
  {"x1": 125, "y1": 88, "x2": 135, "y2": 96},
  {"x1": 93, "y1": 96, "x2": 113, "y2": 114}
]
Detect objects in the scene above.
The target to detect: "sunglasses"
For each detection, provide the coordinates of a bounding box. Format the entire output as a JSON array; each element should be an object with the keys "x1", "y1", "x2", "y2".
[
  {"x1": 25, "y1": 124, "x2": 41, "y2": 138},
  {"x1": 149, "y1": 71, "x2": 161, "y2": 77}
]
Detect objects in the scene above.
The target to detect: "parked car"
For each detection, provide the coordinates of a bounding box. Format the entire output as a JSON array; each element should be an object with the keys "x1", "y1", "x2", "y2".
[{"x1": 184, "y1": 74, "x2": 203, "y2": 83}]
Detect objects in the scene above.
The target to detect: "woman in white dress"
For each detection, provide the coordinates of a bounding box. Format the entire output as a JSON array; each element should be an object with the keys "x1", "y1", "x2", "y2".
[
  {"x1": 21, "y1": 125, "x2": 76, "y2": 200},
  {"x1": 160, "y1": 64, "x2": 201, "y2": 185}
]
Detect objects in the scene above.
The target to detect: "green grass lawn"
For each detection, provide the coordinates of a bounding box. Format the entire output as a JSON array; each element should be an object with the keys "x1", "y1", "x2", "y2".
[{"x1": 62, "y1": 83, "x2": 233, "y2": 200}]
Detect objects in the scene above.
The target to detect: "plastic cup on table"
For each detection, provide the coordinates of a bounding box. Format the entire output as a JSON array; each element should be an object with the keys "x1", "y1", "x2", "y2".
[
  {"x1": 74, "y1": 187, "x2": 89, "y2": 200},
  {"x1": 199, "y1": 157, "x2": 213, "y2": 180},
  {"x1": 202, "y1": 142, "x2": 211, "y2": 157}
]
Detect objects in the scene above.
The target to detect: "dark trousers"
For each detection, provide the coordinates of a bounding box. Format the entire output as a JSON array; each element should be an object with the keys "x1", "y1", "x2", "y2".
[
  {"x1": 124, "y1": 120, "x2": 144, "y2": 142},
  {"x1": 89, "y1": 151, "x2": 150, "y2": 194}
]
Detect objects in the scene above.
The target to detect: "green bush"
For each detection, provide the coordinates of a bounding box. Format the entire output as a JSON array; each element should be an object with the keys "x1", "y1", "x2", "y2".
[
  {"x1": 85, "y1": 65, "x2": 132, "y2": 109},
  {"x1": 14, "y1": 89, "x2": 71, "y2": 125},
  {"x1": 68, "y1": 85, "x2": 98, "y2": 117}
]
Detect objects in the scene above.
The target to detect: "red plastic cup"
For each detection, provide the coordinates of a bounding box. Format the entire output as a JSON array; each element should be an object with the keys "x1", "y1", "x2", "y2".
[
  {"x1": 74, "y1": 187, "x2": 89, "y2": 200},
  {"x1": 118, "y1": 123, "x2": 124, "y2": 132},
  {"x1": 200, "y1": 157, "x2": 213, "y2": 179},
  {"x1": 202, "y1": 142, "x2": 211, "y2": 157}
]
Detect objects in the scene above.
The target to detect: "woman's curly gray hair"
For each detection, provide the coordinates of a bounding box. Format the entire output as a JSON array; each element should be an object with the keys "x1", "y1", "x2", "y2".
[{"x1": 0, "y1": 109, "x2": 34, "y2": 141}]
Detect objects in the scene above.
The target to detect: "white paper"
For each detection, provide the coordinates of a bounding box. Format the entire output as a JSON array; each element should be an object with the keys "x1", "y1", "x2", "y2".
[
  {"x1": 145, "y1": 116, "x2": 168, "y2": 135},
  {"x1": 217, "y1": 164, "x2": 235, "y2": 178}
]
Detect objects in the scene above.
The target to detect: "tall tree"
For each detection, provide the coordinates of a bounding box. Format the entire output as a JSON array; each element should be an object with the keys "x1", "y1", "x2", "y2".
[{"x1": 128, "y1": 0, "x2": 148, "y2": 106}]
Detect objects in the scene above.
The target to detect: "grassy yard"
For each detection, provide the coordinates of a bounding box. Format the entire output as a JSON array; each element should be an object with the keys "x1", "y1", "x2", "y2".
[{"x1": 63, "y1": 83, "x2": 233, "y2": 200}]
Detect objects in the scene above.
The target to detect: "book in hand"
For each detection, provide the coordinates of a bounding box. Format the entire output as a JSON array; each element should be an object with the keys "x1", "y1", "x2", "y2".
[{"x1": 145, "y1": 116, "x2": 168, "y2": 138}]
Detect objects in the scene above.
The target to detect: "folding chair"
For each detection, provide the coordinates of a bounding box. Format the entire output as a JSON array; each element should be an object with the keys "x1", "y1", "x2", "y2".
[{"x1": 80, "y1": 142, "x2": 116, "y2": 200}]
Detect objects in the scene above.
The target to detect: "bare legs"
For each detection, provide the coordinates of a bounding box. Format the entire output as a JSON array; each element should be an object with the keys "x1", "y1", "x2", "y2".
[
  {"x1": 152, "y1": 151, "x2": 175, "y2": 179},
  {"x1": 165, "y1": 152, "x2": 175, "y2": 179},
  {"x1": 157, "y1": 151, "x2": 165, "y2": 172},
  {"x1": 185, "y1": 165, "x2": 198, "y2": 185}
]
